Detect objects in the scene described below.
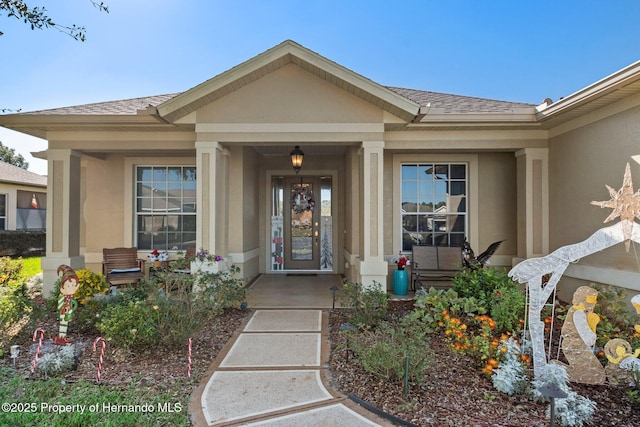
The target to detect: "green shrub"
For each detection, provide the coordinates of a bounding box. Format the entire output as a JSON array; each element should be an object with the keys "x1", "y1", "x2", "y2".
[
  {"x1": 95, "y1": 266, "x2": 246, "y2": 350},
  {"x1": 197, "y1": 265, "x2": 247, "y2": 312},
  {"x1": 490, "y1": 285, "x2": 526, "y2": 333},
  {"x1": 338, "y1": 282, "x2": 388, "y2": 328},
  {"x1": 0, "y1": 257, "x2": 23, "y2": 285},
  {"x1": 452, "y1": 267, "x2": 525, "y2": 334},
  {"x1": 97, "y1": 300, "x2": 158, "y2": 350},
  {"x1": 412, "y1": 287, "x2": 486, "y2": 331},
  {"x1": 0, "y1": 257, "x2": 30, "y2": 348},
  {"x1": 0, "y1": 231, "x2": 45, "y2": 257},
  {"x1": 74, "y1": 269, "x2": 109, "y2": 305},
  {"x1": 346, "y1": 316, "x2": 432, "y2": 384}
]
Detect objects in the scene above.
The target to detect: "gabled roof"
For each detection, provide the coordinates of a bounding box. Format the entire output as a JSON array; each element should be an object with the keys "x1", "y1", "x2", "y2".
[
  {"x1": 0, "y1": 161, "x2": 47, "y2": 187},
  {"x1": 5, "y1": 40, "x2": 638, "y2": 136},
  {"x1": 155, "y1": 40, "x2": 421, "y2": 123}
]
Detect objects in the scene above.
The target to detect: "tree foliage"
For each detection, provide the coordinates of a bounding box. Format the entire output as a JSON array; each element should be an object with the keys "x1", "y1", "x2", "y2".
[
  {"x1": 0, "y1": 141, "x2": 28, "y2": 169},
  {"x1": 0, "y1": 0, "x2": 108, "y2": 41}
]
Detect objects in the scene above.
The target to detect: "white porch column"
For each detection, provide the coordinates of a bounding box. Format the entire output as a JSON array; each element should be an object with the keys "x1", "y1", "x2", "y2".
[
  {"x1": 515, "y1": 148, "x2": 549, "y2": 260},
  {"x1": 41, "y1": 149, "x2": 84, "y2": 294},
  {"x1": 358, "y1": 141, "x2": 388, "y2": 290},
  {"x1": 196, "y1": 141, "x2": 229, "y2": 260}
]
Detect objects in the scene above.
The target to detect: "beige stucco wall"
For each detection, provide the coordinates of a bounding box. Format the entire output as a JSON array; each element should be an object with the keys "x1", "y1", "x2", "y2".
[
  {"x1": 227, "y1": 146, "x2": 260, "y2": 280},
  {"x1": 197, "y1": 63, "x2": 383, "y2": 124},
  {"x1": 549, "y1": 103, "x2": 640, "y2": 301},
  {"x1": 81, "y1": 155, "x2": 126, "y2": 273},
  {"x1": 477, "y1": 152, "x2": 518, "y2": 260}
]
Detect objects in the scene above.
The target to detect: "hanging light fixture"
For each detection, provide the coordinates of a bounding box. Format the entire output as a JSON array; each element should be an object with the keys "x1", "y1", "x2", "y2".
[{"x1": 290, "y1": 145, "x2": 304, "y2": 174}]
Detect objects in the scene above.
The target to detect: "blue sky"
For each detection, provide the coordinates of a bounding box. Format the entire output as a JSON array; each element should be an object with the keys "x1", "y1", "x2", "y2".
[{"x1": 1, "y1": 0, "x2": 640, "y2": 175}]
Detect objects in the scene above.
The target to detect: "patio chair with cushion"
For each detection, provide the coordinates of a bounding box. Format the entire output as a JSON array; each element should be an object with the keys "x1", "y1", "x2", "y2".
[{"x1": 102, "y1": 247, "x2": 145, "y2": 287}]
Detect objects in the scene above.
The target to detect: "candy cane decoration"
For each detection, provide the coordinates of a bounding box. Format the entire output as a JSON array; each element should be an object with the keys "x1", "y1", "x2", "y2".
[
  {"x1": 31, "y1": 328, "x2": 45, "y2": 373},
  {"x1": 187, "y1": 337, "x2": 192, "y2": 378},
  {"x1": 92, "y1": 337, "x2": 107, "y2": 382}
]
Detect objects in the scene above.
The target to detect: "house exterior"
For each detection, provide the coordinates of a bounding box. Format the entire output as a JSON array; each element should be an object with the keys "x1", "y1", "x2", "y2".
[
  {"x1": 1, "y1": 40, "x2": 639, "y2": 301},
  {"x1": 0, "y1": 161, "x2": 47, "y2": 232}
]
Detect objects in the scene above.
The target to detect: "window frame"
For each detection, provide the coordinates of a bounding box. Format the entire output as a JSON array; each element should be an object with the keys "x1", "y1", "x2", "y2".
[
  {"x1": 0, "y1": 193, "x2": 6, "y2": 230},
  {"x1": 132, "y1": 164, "x2": 197, "y2": 251},
  {"x1": 393, "y1": 154, "x2": 479, "y2": 255},
  {"x1": 400, "y1": 162, "x2": 468, "y2": 249}
]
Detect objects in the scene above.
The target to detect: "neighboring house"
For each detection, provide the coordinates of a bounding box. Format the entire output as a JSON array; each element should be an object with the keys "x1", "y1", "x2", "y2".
[
  {"x1": 0, "y1": 161, "x2": 47, "y2": 231},
  {"x1": 0, "y1": 40, "x2": 639, "y2": 302}
]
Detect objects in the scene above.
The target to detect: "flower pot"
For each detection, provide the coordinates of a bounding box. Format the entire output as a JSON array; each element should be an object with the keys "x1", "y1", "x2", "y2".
[
  {"x1": 154, "y1": 260, "x2": 161, "y2": 268},
  {"x1": 393, "y1": 269, "x2": 408, "y2": 296},
  {"x1": 190, "y1": 260, "x2": 220, "y2": 275}
]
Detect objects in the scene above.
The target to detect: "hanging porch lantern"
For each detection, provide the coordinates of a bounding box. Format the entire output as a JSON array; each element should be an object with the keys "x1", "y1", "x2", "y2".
[{"x1": 290, "y1": 146, "x2": 304, "y2": 174}]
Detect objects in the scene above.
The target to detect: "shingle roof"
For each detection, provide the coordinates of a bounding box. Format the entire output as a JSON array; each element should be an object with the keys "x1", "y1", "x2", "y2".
[
  {"x1": 0, "y1": 161, "x2": 47, "y2": 186},
  {"x1": 13, "y1": 87, "x2": 533, "y2": 117},
  {"x1": 20, "y1": 94, "x2": 180, "y2": 115},
  {"x1": 386, "y1": 87, "x2": 534, "y2": 113}
]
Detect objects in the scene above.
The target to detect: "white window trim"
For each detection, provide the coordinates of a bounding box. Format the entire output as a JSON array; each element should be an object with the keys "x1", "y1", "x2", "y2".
[
  {"x1": 124, "y1": 157, "x2": 196, "y2": 250},
  {"x1": 393, "y1": 154, "x2": 479, "y2": 255}
]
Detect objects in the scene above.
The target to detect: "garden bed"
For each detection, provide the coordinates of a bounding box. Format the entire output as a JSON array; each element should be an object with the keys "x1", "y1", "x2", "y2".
[
  {"x1": 327, "y1": 300, "x2": 640, "y2": 427},
  {"x1": 0, "y1": 297, "x2": 250, "y2": 426}
]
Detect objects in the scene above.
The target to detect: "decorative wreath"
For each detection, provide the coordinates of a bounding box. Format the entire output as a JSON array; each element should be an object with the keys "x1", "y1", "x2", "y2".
[{"x1": 291, "y1": 185, "x2": 315, "y2": 214}]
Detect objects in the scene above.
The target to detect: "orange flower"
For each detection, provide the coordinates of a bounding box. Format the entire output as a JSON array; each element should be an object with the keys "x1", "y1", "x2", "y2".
[
  {"x1": 482, "y1": 364, "x2": 494, "y2": 375},
  {"x1": 487, "y1": 358, "x2": 499, "y2": 367}
]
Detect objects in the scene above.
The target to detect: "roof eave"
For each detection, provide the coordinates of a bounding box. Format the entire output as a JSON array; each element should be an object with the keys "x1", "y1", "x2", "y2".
[
  {"x1": 0, "y1": 114, "x2": 186, "y2": 138},
  {"x1": 536, "y1": 60, "x2": 640, "y2": 121}
]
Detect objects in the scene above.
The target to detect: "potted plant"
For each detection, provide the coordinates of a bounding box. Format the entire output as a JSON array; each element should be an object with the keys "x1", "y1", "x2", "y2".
[
  {"x1": 390, "y1": 253, "x2": 410, "y2": 296},
  {"x1": 190, "y1": 248, "x2": 225, "y2": 275},
  {"x1": 148, "y1": 249, "x2": 168, "y2": 268}
]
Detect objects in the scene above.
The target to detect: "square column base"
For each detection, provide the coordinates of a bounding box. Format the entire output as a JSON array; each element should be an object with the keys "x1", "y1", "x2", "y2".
[{"x1": 358, "y1": 260, "x2": 388, "y2": 292}]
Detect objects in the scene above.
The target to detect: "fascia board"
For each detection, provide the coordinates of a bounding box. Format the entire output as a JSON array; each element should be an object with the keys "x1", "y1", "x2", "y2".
[{"x1": 537, "y1": 60, "x2": 640, "y2": 119}]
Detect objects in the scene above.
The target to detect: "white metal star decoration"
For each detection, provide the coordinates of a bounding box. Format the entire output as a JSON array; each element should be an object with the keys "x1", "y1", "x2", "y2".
[{"x1": 591, "y1": 162, "x2": 640, "y2": 251}]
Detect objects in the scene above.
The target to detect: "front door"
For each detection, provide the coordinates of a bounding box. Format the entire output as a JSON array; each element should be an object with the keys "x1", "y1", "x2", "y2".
[{"x1": 284, "y1": 177, "x2": 320, "y2": 270}]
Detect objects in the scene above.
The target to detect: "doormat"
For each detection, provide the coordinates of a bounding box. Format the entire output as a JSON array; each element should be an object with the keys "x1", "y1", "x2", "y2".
[{"x1": 286, "y1": 273, "x2": 318, "y2": 277}]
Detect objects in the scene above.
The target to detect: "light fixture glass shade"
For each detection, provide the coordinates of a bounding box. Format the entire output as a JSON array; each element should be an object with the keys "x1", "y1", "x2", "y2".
[{"x1": 290, "y1": 145, "x2": 304, "y2": 174}]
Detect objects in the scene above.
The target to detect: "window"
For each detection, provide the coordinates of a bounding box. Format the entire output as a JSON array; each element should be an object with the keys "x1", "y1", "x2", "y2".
[
  {"x1": 0, "y1": 194, "x2": 5, "y2": 230},
  {"x1": 135, "y1": 166, "x2": 196, "y2": 250},
  {"x1": 16, "y1": 190, "x2": 46, "y2": 230},
  {"x1": 401, "y1": 163, "x2": 467, "y2": 250}
]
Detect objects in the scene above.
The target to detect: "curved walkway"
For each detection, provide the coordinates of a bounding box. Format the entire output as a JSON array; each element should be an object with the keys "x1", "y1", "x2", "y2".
[{"x1": 190, "y1": 308, "x2": 392, "y2": 426}]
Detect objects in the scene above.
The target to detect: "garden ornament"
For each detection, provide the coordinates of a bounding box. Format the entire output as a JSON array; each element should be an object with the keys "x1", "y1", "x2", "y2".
[
  {"x1": 632, "y1": 294, "x2": 640, "y2": 334},
  {"x1": 603, "y1": 338, "x2": 640, "y2": 385},
  {"x1": 461, "y1": 238, "x2": 504, "y2": 269},
  {"x1": 509, "y1": 161, "x2": 640, "y2": 381},
  {"x1": 551, "y1": 286, "x2": 605, "y2": 384},
  {"x1": 53, "y1": 265, "x2": 79, "y2": 345}
]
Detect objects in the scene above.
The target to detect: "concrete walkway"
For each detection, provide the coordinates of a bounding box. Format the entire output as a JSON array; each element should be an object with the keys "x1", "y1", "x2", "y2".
[{"x1": 190, "y1": 308, "x2": 392, "y2": 426}]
